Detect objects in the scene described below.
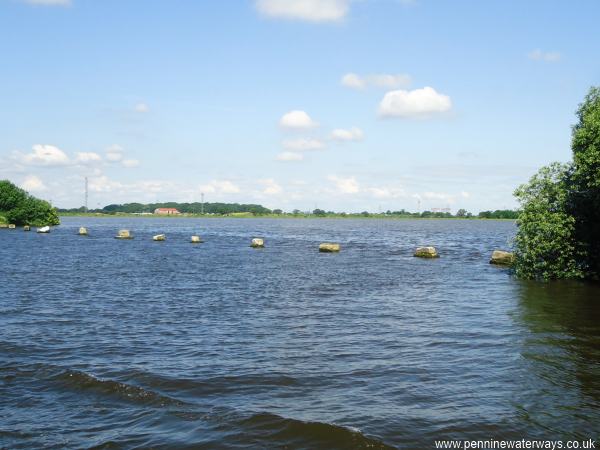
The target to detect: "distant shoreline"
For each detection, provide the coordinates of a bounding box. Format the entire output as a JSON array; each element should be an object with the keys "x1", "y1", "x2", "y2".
[{"x1": 57, "y1": 212, "x2": 517, "y2": 221}]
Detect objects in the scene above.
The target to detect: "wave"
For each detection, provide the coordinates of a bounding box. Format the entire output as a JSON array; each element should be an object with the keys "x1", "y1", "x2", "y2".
[
  {"x1": 0, "y1": 363, "x2": 184, "y2": 408},
  {"x1": 230, "y1": 411, "x2": 396, "y2": 450}
]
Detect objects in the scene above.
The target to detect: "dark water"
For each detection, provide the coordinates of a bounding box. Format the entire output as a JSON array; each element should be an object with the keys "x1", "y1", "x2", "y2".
[{"x1": 1, "y1": 217, "x2": 599, "y2": 449}]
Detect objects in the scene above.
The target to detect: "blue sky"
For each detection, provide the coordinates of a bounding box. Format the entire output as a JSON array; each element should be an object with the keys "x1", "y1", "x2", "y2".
[{"x1": 1, "y1": 0, "x2": 598, "y2": 212}]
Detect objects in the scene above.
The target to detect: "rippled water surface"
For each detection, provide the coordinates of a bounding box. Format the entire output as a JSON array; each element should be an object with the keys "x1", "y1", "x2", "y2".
[{"x1": 1, "y1": 217, "x2": 599, "y2": 449}]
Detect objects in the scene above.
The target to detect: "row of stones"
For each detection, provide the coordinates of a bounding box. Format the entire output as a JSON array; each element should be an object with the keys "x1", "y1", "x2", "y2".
[{"x1": 6, "y1": 225, "x2": 516, "y2": 264}]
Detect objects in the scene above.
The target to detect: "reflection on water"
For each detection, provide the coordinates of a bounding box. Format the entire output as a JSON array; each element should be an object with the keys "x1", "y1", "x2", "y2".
[{"x1": 515, "y1": 281, "x2": 600, "y2": 439}]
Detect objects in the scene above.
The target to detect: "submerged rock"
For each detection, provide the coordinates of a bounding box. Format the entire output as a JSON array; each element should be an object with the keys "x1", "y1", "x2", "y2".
[
  {"x1": 191, "y1": 235, "x2": 203, "y2": 243},
  {"x1": 37, "y1": 226, "x2": 50, "y2": 233},
  {"x1": 490, "y1": 250, "x2": 514, "y2": 266},
  {"x1": 414, "y1": 246, "x2": 439, "y2": 258},
  {"x1": 78, "y1": 227, "x2": 88, "y2": 236},
  {"x1": 153, "y1": 234, "x2": 166, "y2": 241},
  {"x1": 250, "y1": 238, "x2": 264, "y2": 248},
  {"x1": 23, "y1": 225, "x2": 30, "y2": 231},
  {"x1": 319, "y1": 243, "x2": 341, "y2": 253},
  {"x1": 115, "y1": 229, "x2": 133, "y2": 239}
]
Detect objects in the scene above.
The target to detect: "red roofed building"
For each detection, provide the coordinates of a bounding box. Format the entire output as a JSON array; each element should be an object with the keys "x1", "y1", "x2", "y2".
[{"x1": 154, "y1": 208, "x2": 181, "y2": 215}]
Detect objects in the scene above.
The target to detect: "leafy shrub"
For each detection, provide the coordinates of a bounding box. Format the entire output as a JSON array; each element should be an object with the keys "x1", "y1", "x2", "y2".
[
  {"x1": 0, "y1": 180, "x2": 59, "y2": 226},
  {"x1": 514, "y1": 87, "x2": 600, "y2": 279}
]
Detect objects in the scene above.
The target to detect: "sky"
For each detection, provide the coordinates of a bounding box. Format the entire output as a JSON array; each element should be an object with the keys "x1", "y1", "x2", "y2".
[{"x1": 1, "y1": 0, "x2": 599, "y2": 213}]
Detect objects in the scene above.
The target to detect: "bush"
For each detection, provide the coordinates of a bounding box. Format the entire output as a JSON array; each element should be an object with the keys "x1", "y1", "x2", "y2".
[
  {"x1": 513, "y1": 163, "x2": 584, "y2": 280},
  {"x1": 514, "y1": 87, "x2": 600, "y2": 279},
  {"x1": 0, "y1": 180, "x2": 59, "y2": 226}
]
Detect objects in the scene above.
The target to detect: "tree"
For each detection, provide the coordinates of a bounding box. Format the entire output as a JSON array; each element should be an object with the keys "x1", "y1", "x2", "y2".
[
  {"x1": 0, "y1": 180, "x2": 59, "y2": 226},
  {"x1": 0, "y1": 180, "x2": 28, "y2": 211},
  {"x1": 313, "y1": 208, "x2": 326, "y2": 217},
  {"x1": 513, "y1": 163, "x2": 584, "y2": 280},
  {"x1": 514, "y1": 86, "x2": 600, "y2": 279},
  {"x1": 570, "y1": 86, "x2": 600, "y2": 277},
  {"x1": 456, "y1": 208, "x2": 468, "y2": 217}
]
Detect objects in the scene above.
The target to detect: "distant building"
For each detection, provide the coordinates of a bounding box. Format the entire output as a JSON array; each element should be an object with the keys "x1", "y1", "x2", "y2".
[{"x1": 154, "y1": 208, "x2": 181, "y2": 215}]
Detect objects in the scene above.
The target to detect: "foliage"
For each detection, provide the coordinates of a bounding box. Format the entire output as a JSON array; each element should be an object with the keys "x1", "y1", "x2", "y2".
[
  {"x1": 570, "y1": 86, "x2": 600, "y2": 277},
  {"x1": 96, "y1": 202, "x2": 272, "y2": 215},
  {"x1": 514, "y1": 86, "x2": 600, "y2": 279},
  {"x1": 478, "y1": 209, "x2": 519, "y2": 219},
  {"x1": 513, "y1": 163, "x2": 584, "y2": 280},
  {"x1": 0, "y1": 180, "x2": 59, "y2": 226}
]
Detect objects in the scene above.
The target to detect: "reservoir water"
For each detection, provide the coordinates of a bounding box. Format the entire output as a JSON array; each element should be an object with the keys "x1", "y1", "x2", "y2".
[{"x1": 1, "y1": 217, "x2": 599, "y2": 449}]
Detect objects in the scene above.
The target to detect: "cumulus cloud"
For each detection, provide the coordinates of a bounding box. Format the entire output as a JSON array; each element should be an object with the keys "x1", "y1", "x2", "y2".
[
  {"x1": 88, "y1": 176, "x2": 124, "y2": 193},
  {"x1": 134, "y1": 102, "x2": 150, "y2": 113},
  {"x1": 528, "y1": 49, "x2": 561, "y2": 62},
  {"x1": 259, "y1": 178, "x2": 283, "y2": 195},
  {"x1": 75, "y1": 152, "x2": 102, "y2": 165},
  {"x1": 366, "y1": 186, "x2": 406, "y2": 199},
  {"x1": 276, "y1": 151, "x2": 304, "y2": 161},
  {"x1": 18, "y1": 144, "x2": 70, "y2": 167},
  {"x1": 255, "y1": 0, "x2": 349, "y2": 22},
  {"x1": 199, "y1": 180, "x2": 240, "y2": 194},
  {"x1": 378, "y1": 86, "x2": 452, "y2": 118},
  {"x1": 421, "y1": 191, "x2": 457, "y2": 204},
  {"x1": 282, "y1": 138, "x2": 325, "y2": 151},
  {"x1": 341, "y1": 72, "x2": 411, "y2": 89},
  {"x1": 330, "y1": 127, "x2": 364, "y2": 141},
  {"x1": 106, "y1": 144, "x2": 124, "y2": 162},
  {"x1": 22, "y1": 0, "x2": 71, "y2": 5},
  {"x1": 279, "y1": 110, "x2": 319, "y2": 129},
  {"x1": 341, "y1": 73, "x2": 366, "y2": 89},
  {"x1": 121, "y1": 159, "x2": 140, "y2": 168},
  {"x1": 21, "y1": 175, "x2": 47, "y2": 192},
  {"x1": 328, "y1": 175, "x2": 360, "y2": 194}
]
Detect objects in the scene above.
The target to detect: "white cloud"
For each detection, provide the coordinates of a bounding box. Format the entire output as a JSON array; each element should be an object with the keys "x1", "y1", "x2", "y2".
[
  {"x1": 259, "y1": 178, "x2": 283, "y2": 195},
  {"x1": 279, "y1": 110, "x2": 319, "y2": 129},
  {"x1": 330, "y1": 127, "x2": 364, "y2": 141},
  {"x1": 75, "y1": 152, "x2": 102, "y2": 165},
  {"x1": 134, "y1": 102, "x2": 150, "y2": 113},
  {"x1": 255, "y1": 0, "x2": 349, "y2": 22},
  {"x1": 282, "y1": 138, "x2": 325, "y2": 151},
  {"x1": 528, "y1": 49, "x2": 561, "y2": 62},
  {"x1": 341, "y1": 73, "x2": 411, "y2": 89},
  {"x1": 18, "y1": 144, "x2": 71, "y2": 167},
  {"x1": 276, "y1": 151, "x2": 304, "y2": 161},
  {"x1": 199, "y1": 180, "x2": 240, "y2": 194},
  {"x1": 328, "y1": 175, "x2": 360, "y2": 194},
  {"x1": 121, "y1": 159, "x2": 140, "y2": 168},
  {"x1": 460, "y1": 191, "x2": 470, "y2": 199},
  {"x1": 378, "y1": 86, "x2": 452, "y2": 118},
  {"x1": 422, "y1": 191, "x2": 456, "y2": 203},
  {"x1": 20, "y1": 175, "x2": 47, "y2": 192},
  {"x1": 106, "y1": 144, "x2": 124, "y2": 162},
  {"x1": 341, "y1": 73, "x2": 366, "y2": 89},
  {"x1": 22, "y1": 0, "x2": 71, "y2": 5},
  {"x1": 366, "y1": 186, "x2": 406, "y2": 199},
  {"x1": 89, "y1": 176, "x2": 124, "y2": 193}
]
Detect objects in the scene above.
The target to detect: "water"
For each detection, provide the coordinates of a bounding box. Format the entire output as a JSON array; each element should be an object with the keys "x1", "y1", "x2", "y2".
[{"x1": 1, "y1": 217, "x2": 599, "y2": 449}]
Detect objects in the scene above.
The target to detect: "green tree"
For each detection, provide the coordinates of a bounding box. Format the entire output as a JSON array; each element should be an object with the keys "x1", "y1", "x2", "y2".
[
  {"x1": 0, "y1": 180, "x2": 59, "y2": 226},
  {"x1": 570, "y1": 86, "x2": 600, "y2": 277},
  {"x1": 513, "y1": 163, "x2": 584, "y2": 280}
]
